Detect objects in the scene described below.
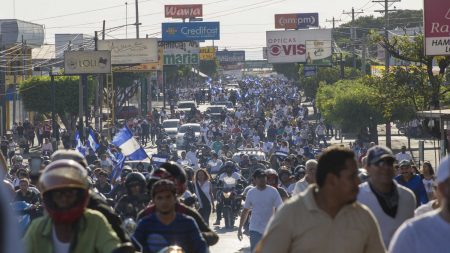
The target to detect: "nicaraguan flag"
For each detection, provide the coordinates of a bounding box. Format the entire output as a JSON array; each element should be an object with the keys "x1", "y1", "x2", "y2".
[
  {"x1": 110, "y1": 152, "x2": 125, "y2": 181},
  {"x1": 87, "y1": 128, "x2": 100, "y2": 152},
  {"x1": 112, "y1": 127, "x2": 148, "y2": 161},
  {"x1": 74, "y1": 131, "x2": 86, "y2": 156}
]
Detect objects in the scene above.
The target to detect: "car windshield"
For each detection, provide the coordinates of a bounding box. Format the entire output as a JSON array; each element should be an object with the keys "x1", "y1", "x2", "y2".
[
  {"x1": 163, "y1": 121, "x2": 178, "y2": 128},
  {"x1": 208, "y1": 107, "x2": 225, "y2": 113},
  {"x1": 178, "y1": 103, "x2": 194, "y2": 108},
  {"x1": 179, "y1": 125, "x2": 200, "y2": 133},
  {"x1": 213, "y1": 101, "x2": 233, "y2": 108}
]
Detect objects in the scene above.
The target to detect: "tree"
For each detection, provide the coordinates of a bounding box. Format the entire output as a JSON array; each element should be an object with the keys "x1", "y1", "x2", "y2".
[
  {"x1": 19, "y1": 76, "x2": 94, "y2": 133},
  {"x1": 371, "y1": 33, "x2": 450, "y2": 109},
  {"x1": 272, "y1": 63, "x2": 300, "y2": 81},
  {"x1": 112, "y1": 72, "x2": 145, "y2": 112},
  {"x1": 199, "y1": 60, "x2": 218, "y2": 78}
]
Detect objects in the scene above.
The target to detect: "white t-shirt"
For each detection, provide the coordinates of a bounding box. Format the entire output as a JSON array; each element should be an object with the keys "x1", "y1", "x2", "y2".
[
  {"x1": 52, "y1": 226, "x2": 70, "y2": 253},
  {"x1": 422, "y1": 178, "x2": 435, "y2": 194},
  {"x1": 395, "y1": 152, "x2": 412, "y2": 162},
  {"x1": 389, "y1": 210, "x2": 450, "y2": 253},
  {"x1": 243, "y1": 186, "x2": 283, "y2": 234}
]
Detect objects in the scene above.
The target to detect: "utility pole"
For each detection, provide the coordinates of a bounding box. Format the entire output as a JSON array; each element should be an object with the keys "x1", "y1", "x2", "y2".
[
  {"x1": 135, "y1": 0, "x2": 140, "y2": 38},
  {"x1": 325, "y1": 17, "x2": 342, "y2": 29},
  {"x1": 374, "y1": 0, "x2": 400, "y2": 148},
  {"x1": 343, "y1": 7, "x2": 363, "y2": 69}
]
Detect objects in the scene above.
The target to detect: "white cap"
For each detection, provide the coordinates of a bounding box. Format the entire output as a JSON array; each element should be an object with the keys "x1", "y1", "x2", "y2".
[{"x1": 436, "y1": 155, "x2": 450, "y2": 184}]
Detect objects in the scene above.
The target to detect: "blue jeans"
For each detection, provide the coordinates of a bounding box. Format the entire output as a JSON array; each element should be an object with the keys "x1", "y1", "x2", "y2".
[{"x1": 249, "y1": 230, "x2": 263, "y2": 253}]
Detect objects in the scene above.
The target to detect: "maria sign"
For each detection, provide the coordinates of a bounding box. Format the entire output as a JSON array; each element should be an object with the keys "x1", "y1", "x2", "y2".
[
  {"x1": 275, "y1": 13, "x2": 319, "y2": 29},
  {"x1": 165, "y1": 5, "x2": 203, "y2": 19},
  {"x1": 159, "y1": 41, "x2": 199, "y2": 65},
  {"x1": 162, "y1": 22, "x2": 220, "y2": 41},
  {"x1": 424, "y1": 0, "x2": 450, "y2": 55},
  {"x1": 266, "y1": 29, "x2": 332, "y2": 63}
]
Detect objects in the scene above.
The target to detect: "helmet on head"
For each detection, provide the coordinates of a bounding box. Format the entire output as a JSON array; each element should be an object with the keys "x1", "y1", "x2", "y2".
[
  {"x1": 12, "y1": 155, "x2": 23, "y2": 165},
  {"x1": 39, "y1": 159, "x2": 90, "y2": 224},
  {"x1": 51, "y1": 150, "x2": 88, "y2": 169},
  {"x1": 159, "y1": 161, "x2": 187, "y2": 195},
  {"x1": 124, "y1": 172, "x2": 146, "y2": 194},
  {"x1": 146, "y1": 167, "x2": 171, "y2": 194},
  {"x1": 121, "y1": 166, "x2": 133, "y2": 179},
  {"x1": 223, "y1": 160, "x2": 235, "y2": 172}
]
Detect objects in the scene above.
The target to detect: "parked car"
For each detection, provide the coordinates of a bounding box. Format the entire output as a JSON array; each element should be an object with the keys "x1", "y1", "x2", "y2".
[
  {"x1": 176, "y1": 123, "x2": 201, "y2": 149},
  {"x1": 205, "y1": 105, "x2": 227, "y2": 120},
  {"x1": 116, "y1": 106, "x2": 139, "y2": 119},
  {"x1": 211, "y1": 100, "x2": 235, "y2": 113},
  {"x1": 162, "y1": 119, "x2": 181, "y2": 139}
]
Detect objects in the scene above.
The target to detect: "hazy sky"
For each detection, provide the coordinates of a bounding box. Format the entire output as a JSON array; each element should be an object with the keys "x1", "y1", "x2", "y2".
[{"x1": 0, "y1": 0, "x2": 423, "y2": 59}]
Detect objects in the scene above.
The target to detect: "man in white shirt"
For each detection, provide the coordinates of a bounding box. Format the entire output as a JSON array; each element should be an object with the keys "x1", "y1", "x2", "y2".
[
  {"x1": 389, "y1": 154, "x2": 450, "y2": 253},
  {"x1": 357, "y1": 146, "x2": 416, "y2": 248},
  {"x1": 395, "y1": 145, "x2": 412, "y2": 162},
  {"x1": 292, "y1": 159, "x2": 317, "y2": 195},
  {"x1": 238, "y1": 169, "x2": 282, "y2": 252}
]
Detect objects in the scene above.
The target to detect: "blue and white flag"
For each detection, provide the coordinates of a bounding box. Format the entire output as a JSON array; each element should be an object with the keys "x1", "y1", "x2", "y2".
[
  {"x1": 87, "y1": 128, "x2": 100, "y2": 152},
  {"x1": 110, "y1": 152, "x2": 125, "y2": 181},
  {"x1": 112, "y1": 127, "x2": 148, "y2": 161},
  {"x1": 74, "y1": 131, "x2": 86, "y2": 156}
]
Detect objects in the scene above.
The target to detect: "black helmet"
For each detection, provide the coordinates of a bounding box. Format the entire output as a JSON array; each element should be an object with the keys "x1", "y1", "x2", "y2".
[
  {"x1": 124, "y1": 172, "x2": 146, "y2": 194},
  {"x1": 121, "y1": 166, "x2": 133, "y2": 178},
  {"x1": 266, "y1": 168, "x2": 278, "y2": 187},
  {"x1": 223, "y1": 160, "x2": 235, "y2": 170},
  {"x1": 159, "y1": 161, "x2": 187, "y2": 195}
]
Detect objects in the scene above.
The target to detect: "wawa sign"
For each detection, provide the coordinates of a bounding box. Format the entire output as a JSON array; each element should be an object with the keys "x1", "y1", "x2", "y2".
[
  {"x1": 165, "y1": 4, "x2": 203, "y2": 19},
  {"x1": 424, "y1": 0, "x2": 450, "y2": 55}
]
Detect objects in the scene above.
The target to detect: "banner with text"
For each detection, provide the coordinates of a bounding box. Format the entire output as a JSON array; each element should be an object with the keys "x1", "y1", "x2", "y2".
[
  {"x1": 266, "y1": 29, "x2": 332, "y2": 63},
  {"x1": 200, "y1": 46, "x2": 216, "y2": 60},
  {"x1": 98, "y1": 38, "x2": 158, "y2": 64},
  {"x1": 64, "y1": 50, "x2": 111, "y2": 74},
  {"x1": 162, "y1": 22, "x2": 220, "y2": 41},
  {"x1": 165, "y1": 4, "x2": 203, "y2": 19},
  {"x1": 159, "y1": 41, "x2": 199, "y2": 65},
  {"x1": 216, "y1": 50, "x2": 245, "y2": 70},
  {"x1": 274, "y1": 13, "x2": 319, "y2": 29},
  {"x1": 305, "y1": 40, "x2": 332, "y2": 66},
  {"x1": 424, "y1": 0, "x2": 450, "y2": 55}
]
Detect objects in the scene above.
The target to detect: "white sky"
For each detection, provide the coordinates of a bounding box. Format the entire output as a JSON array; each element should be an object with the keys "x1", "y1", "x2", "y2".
[{"x1": 0, "y1": 0, "x2": 423, "y2": 59}]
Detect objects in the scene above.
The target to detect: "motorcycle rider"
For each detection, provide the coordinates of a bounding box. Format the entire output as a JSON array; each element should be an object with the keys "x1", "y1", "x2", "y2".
[
  {"x1": 183, "y1": 126, "x2": 196, "y2": 149},
  {"x1": 109, "y1": 166, "x2": 133, "y2": 200},
  {"x1": 137, "y1": 161, "x2": 219, "y2": 246},
  {"x1": 177, "y1": 151, "x2": 192, "y2": 167},
  {"x1": 265, "y1": 169, "x2": 289, "y2": 201},
  {"x1": 23, "y1": 160, "x2": 123, "y2": 253},
  {"x1": 115, "y1": 172, "x2": 150, "y2": 220},
  {"x1": 214, "y1": 161, "x2": 243, "y2": 226}
]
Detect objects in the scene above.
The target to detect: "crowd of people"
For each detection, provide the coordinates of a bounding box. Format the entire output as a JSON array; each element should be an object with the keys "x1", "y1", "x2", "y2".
[{"x1": 0, "y1": 76, "x2": 449, "y2": 253}]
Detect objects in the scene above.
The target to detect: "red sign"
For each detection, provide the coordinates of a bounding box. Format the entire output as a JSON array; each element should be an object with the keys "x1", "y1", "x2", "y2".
[
  {"x1": 275, "y1": 14, "x2": 298, "y2": 29},
  {"x1": 165, "y1": 5, "x2": 203, "y2": 19},
  {"x1": 424, "y1": 0, "x2": 450, "y2": 55}
]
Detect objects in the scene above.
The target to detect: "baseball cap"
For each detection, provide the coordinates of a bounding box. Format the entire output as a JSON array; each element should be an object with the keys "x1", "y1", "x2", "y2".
[
  {"x1": 437, "y1": 156, "x2": 450, "y2": 184},
  {"x1": 367, "y1": 146, "x2": 395, "y2": 165},
  {"x1": 398, "y1": 160, "x2": 411, "y2": 167},
  {"x1": 253, "y1": 169, "x2": 267, "y2": 178}
]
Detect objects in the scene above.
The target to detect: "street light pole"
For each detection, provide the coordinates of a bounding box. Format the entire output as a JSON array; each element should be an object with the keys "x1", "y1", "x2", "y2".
[
  {"x1": 51, "y1": 67, "x2": 57, "y2": 150},
  {"x1": 135, "y1": 0, "x2": 140, "y2": 38}
]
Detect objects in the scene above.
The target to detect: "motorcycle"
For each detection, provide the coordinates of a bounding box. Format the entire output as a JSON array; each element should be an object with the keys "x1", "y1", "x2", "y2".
[{"x1": 215, "y1": 176, "x2": 245, "y2": 229}]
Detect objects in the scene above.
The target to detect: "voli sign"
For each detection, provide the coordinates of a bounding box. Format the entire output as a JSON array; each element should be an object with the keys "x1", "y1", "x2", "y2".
[
  {"x1": 165, "y1": 4, "x2": 203, "y2": 19},
  {"x1": 266, "y1": 29, "x2": 332, "y2": 63},
  {"x1": 64, "y1": 51, "x2": 111, "y2": 74},
  {"x1": 424, "y1": 0, "x2": 450, "y2": 55},
  {"x1": 275, "y1": 13, "x2": 319, "y2": 29},
  {"x1": 162, "y1": 22, "x2": 220, "y2": 41}
]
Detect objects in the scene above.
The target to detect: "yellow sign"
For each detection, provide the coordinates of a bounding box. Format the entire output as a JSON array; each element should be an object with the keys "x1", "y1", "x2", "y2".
[{"x1": 200, "y1": 46, "x2": 216, "y2": 60}]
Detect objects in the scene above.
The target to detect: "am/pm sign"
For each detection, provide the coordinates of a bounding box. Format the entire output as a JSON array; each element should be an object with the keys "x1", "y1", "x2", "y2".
[{"x1": 424, "y1": 0, "x2": 450, "y2": 55}]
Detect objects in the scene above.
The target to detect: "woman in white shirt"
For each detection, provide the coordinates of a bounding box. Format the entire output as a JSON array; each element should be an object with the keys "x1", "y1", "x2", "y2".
[
  {"x1": 194, "y1": 169, "x2": 215, "y2": 225},
  {"x1": 421, "y1": 161, "x2": 436, "y2": 201}
]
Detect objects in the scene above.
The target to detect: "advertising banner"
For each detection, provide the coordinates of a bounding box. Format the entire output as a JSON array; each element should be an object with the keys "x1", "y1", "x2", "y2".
[
  {"x1": 113, "y1": 47, "x2": 163, "y2": 72},
  {"x1": 275, "y1": 13, "x2": 319, "y2": 29},
  {"x1": 216, "y1": 51, "x2": 245, "y2": 63},
  {"x1": 158, "y1": 41, "x2": 199, "y2": 65},
  {"x1": 424, "y1": 0, "x2": 450, "y2": 55},
  {"x1": 64, "y1": 50, "x2": 111, "y2": 74},
  {"x1": 266, "y1": 29, "x2": 332, "y2": 63},
  {"x1": 305, "y1": 40, "x2": 332, "y2": 66},
  {"x1": 200, "y1": 46, "x2": 216, "y2": 60},
  {"x1": 98, "y1": 38, "x2": 158, "y2": 64},
  {"x1": 162, "y1": 22, "x2": 220, "y2": 41},
  {"x1": 165, "y1": 4, "x2": 203, "y2": 19}
]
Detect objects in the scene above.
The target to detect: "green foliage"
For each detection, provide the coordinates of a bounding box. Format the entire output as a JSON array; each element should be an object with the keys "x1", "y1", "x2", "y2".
[
  {"x1": 272, "y1": 63, "x2": 300, "y2": 81},
  {"x1": 199, "y1": 60, "x2": 218, "y2": 77},
  {"x1": 19, "y1": 76, "x2": 94, "y2": 114}
]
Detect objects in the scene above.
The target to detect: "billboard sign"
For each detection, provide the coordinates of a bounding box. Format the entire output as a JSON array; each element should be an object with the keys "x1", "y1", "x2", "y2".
[
  {"x1": 158, "y1": 41, "x2": 199, "y2": 65},
  {"x1": 275, "y1": 13, "x2": 319, "y2": 29},
  {"x1": 305, "y1": 40, "x2": 332, "y2": 66},
  {"x1": 64, "y1": 50, "x2": 111, "y2": 74},
  {"x1": 216, "y1": 50, "x2": 245, "y2": 63},
  {"x1": 200, "y1": 46, "x2": 216, "y2": 60},
  {"x1": 304, "y1": 66, "x2": 317, "y2": 77},
  {"x1": 165, "y1": 4, "x2": 203, "y2": 19},
  {"x1": 162, "y1": 22, "x2": 220, "y2": 41},
  {"x1": 97, "y1": 38, "x2": 158, "y2": 64},
  {"x1": 266, "y1": 29, "x2": 332, "y2": 63},
  {"x1": 424, "y1": 0, "x2": 450, "y2": 55}
]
